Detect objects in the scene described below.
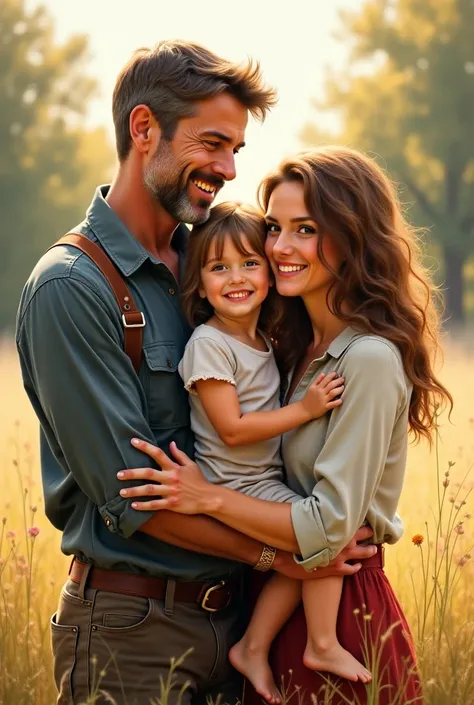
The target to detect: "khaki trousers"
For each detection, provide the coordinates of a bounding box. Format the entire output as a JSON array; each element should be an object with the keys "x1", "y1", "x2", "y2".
[{"x1": 51, "y1": 576, "x2": 245, "y2": 705}]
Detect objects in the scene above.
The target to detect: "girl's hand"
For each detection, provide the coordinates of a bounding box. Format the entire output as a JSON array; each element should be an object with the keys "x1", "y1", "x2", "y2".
[
  {"x1": 117, "y1": 439, "x2": 216, "y2": 514},
  {"x1": 300, "y1": 372, "x2": 344, "y2": 419}
]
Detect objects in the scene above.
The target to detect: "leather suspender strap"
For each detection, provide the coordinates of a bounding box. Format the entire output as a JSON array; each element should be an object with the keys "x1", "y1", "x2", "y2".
[{"x1": 50, "y1": 233, "x2": 145, "y2": 373}]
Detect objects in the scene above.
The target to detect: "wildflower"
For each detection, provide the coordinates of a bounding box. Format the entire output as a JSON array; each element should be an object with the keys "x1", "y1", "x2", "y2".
[
  {"x1": 448, "y1": 460, "x2": 456, "y2": 468},
  {"x1": 412, "y1": 534, "x2": 424, "y2": 546},
  {"x1": 363, "y1": 614, "x2": 372, "y2": 621},
  {"x1": 27, "y1": 526, "x2": 40, "y2": 538},
  {"x1": 353, "y1": 608, "x2": 360, "y2": 616},
  {"x1": 30, "y1": 505, "x2": 37, "y2": 513},
  {"x1": 454, "y1": 524, "x2": 465, "y2": 535},
  {"x1": 6, "y1": 530, "x2": 16, "y2": 540},
  {"x1": 443, "y1": 478, "x2": 450, "y2": 488},
  {"x1": 465, "y1": 514, "x2": 471, "y2": 519},
  {"x1": 1, "y1": 517, "x2": 6, "y2": 525},
  {"x1": 449, "y1": 496, "x2": 455, "y2": 503},
  {"x1": 459, "y1": 555, "x2": 471, "y2": 567}
]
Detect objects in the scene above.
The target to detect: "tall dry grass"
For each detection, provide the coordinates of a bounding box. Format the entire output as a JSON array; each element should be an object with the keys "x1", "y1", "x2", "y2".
[{"x1": 0, "y1": 334, "x2": 473, "y2": 705}]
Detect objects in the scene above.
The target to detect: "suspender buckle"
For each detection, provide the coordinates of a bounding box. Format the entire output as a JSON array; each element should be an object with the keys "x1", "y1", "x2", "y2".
[{"x1": 122, "y1": 312, "x2": 146, "y2": 328}]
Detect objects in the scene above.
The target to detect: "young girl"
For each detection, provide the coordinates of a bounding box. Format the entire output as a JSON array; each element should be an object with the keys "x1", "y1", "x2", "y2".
[{"x1": 178, "y1": 201, "x2": 371, "y2": 703}]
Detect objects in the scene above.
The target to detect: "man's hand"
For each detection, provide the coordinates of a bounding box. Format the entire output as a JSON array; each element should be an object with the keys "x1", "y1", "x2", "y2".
[{"x1": 273, "y1": 526, "x2": 376, "y2": 580}]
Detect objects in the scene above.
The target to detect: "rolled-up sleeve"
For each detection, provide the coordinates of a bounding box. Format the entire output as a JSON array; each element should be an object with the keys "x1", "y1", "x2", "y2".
[
  {"x1": 17, "y1": 275, "x2": 159, "y2": 539},
  {"x1": 290, "y1": 340, "x2": 407, "y2": 570}
]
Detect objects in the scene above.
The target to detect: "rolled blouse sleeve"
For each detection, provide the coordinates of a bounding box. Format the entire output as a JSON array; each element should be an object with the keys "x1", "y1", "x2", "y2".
[{"x1": 290, "y1": 338, "x2": 408, "y2": 570}]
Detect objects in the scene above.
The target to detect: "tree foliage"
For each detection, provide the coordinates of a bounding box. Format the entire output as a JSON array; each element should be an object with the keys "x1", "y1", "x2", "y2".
[
  {"x1": 0, "y1": 0, "x2": 114, "y2": 330},
  {"x1": 301, "y1": 0, "x2": 474, "y2": 323}
]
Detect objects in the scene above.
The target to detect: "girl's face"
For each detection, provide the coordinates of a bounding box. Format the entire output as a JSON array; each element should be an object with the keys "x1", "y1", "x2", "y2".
[
  {"x1": 264, "y1": 180, "x2": 342, "y2": 300},
  {"x1": 199, "y1": 235, "x2": 271, "y2": 324}
]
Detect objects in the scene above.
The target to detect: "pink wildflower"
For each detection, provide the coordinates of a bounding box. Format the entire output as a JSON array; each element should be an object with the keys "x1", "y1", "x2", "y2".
[{"x1": 27, "y1": 526, "x2": 40, "y2": 538}]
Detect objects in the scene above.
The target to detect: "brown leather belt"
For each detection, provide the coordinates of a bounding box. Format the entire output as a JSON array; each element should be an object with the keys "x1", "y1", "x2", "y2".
[{"x1": 69, "y1": 558, "x2": 236, "y2": 612}]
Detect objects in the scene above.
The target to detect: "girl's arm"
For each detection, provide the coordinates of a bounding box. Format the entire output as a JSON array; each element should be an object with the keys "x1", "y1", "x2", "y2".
[{"x1": 195, "y1": 373, "x2": 343, "y2": 447}]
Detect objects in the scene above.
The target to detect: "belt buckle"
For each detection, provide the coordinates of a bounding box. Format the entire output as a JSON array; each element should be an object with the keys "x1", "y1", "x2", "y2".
[{"x1": 201, "y1": 580, "x2": 227, "y2": 612}]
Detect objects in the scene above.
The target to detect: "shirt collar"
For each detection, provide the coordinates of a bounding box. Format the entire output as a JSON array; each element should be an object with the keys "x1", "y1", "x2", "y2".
[
  {"x1": 327, "y1": 325, "x2": 364, "y2": 358},
  {"x1": 86, "y1": 185, "x2": 189, "y2": 278}
]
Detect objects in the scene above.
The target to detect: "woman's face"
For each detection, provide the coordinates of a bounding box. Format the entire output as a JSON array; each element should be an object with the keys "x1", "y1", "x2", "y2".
[{"x1": 264, "y1": 180, "x2": 342, "y2": 300}]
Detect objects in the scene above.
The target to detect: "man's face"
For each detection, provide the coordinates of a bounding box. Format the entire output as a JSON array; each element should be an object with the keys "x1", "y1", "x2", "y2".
[{"x1": 143, "y1": 93, "x2": 248, "y2": 224}]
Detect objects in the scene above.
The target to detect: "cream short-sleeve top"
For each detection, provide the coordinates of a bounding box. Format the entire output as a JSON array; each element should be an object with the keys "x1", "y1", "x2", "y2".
[{"x1": 179, "y1": 324, "x2": 300, "y2": 504}]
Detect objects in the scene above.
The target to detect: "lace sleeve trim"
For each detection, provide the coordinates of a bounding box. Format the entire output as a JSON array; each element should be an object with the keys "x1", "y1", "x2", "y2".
[{"x1": 185, "y1": 374, "x2": 236, "y2": 396}]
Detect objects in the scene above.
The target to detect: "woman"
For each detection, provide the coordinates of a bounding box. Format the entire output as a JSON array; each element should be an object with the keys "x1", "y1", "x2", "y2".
[{"x1": 119, "y1": 147, "x2": 452, "y2": 704}]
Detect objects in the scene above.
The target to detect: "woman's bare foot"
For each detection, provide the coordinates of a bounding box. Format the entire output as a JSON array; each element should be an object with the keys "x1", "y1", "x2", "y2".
[
  {"x1": 303, "y1": 641, "x2": 372, "y2": 683},
  {"x1": 229, "y1": 638, "x2": 281, "y2": 704}
]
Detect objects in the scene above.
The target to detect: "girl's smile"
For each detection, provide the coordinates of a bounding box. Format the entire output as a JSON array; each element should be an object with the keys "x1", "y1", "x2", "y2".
[{"x1": 199, "y1": 235, "x2": 271, "y2": 329}]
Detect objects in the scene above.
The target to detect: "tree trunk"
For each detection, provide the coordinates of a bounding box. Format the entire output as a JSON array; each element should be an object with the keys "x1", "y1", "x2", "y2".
[{"x1": 443, "y1": 246, "x2": 465, "y2": 326}]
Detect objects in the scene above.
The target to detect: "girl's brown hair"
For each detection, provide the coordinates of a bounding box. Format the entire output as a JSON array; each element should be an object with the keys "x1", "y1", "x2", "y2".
[
  {"x1": 259, "y1": 146, "x2": 452, "y2": 443},
  {"x1": 181, "y1": 201, "x2": 283, "y2": 342}
]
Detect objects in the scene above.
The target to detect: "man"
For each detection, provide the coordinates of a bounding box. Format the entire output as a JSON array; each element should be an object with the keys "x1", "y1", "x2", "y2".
[{"x1": 16, "y1": 40, "x2": 375, "y2": 705}]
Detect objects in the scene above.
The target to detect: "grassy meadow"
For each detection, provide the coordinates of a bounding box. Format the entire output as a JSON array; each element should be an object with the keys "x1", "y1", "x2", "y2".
[{"x1": 0, "y1": 334, "x2": 473, "y2": 705}]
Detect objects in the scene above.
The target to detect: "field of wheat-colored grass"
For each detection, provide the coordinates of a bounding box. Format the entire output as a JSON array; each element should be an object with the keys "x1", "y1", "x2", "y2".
[{"x1": 0, "y1": 334, "x2": 473, "y2": 705}]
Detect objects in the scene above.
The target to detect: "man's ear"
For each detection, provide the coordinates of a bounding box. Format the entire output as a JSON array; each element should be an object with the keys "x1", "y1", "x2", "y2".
[{"x1": 129, "y1": 105, "x2": 161, "y2": 154}]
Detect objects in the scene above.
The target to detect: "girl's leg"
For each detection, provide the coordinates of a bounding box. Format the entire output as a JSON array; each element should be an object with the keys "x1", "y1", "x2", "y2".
[
  {"x1": 302, "y1": 576, "x2": 372, "y2": 682},
  {"x1": 230, "y1": 574, "x2": 301, "y2": 704}
]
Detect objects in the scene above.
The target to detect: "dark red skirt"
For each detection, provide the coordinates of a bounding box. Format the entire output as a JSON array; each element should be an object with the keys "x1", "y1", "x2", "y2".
[{"x1": 243, "y1": 546, "x2": 423, "y2": 705}]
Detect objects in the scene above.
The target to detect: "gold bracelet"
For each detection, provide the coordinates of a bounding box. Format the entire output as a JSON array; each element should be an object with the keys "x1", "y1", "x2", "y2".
[{"x1": 254, "y1": 544, "x2": 277, "y2": 572}]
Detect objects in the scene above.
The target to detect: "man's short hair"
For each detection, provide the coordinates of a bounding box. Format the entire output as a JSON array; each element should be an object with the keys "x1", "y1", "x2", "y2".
[{"x1": 112, "y1": 39, "x2": 278, "y2": 161}]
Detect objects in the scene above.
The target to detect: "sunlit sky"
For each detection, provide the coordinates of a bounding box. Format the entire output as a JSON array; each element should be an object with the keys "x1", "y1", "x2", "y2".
[{"x1": 40, "y1": 0, "x2": 355, "y2": 203}]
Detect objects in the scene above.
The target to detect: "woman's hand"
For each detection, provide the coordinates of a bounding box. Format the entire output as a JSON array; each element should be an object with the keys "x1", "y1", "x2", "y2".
[{"x1": 118, "y1": 438, "x2": 218, "y2": 514}]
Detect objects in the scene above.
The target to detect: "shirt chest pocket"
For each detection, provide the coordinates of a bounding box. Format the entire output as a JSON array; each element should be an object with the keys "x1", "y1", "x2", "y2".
[{"x1": 142, "y1": 342, "x2": 190, "y2": 430}]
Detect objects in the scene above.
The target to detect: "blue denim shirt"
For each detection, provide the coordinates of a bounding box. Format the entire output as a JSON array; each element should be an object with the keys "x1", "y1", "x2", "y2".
[{"x1": 16, "y1": 185, "x2": 239, "y2": 580}]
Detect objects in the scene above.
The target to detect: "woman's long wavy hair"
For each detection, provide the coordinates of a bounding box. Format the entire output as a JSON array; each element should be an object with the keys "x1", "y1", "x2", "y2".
[
  {"x1": 181, "y1": 201, "x2": 283, "y2": 338},
  {"x1": 259, "y1": 146, "x2": 452, "y2": 443}
]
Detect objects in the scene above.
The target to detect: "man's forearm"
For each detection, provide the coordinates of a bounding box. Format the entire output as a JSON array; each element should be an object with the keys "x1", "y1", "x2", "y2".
[{"x1": 141, "y1": 511, "x2": 263, "y2": 566}]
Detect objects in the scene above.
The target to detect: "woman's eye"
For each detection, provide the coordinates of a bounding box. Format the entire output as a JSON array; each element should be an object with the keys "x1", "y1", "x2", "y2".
[
  {"x1": 298, "y1": 225, "x2": 316, "y2": 235},
  {"x1": 265, "y1": 223, "x2": 280, "y2": 234}
]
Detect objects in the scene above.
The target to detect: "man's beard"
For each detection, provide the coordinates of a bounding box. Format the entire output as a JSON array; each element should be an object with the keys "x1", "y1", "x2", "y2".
[{"x1": 143, "y1": 139, "x2": 212, "y2": 225}]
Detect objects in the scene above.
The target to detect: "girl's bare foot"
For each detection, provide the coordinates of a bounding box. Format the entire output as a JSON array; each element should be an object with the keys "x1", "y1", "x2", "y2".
[
  {"x1": 303, "y1": 642, "x2": 372, "y2": 683},
  {"x1": 229, "y1": 638, "x2": 281, "y2": 704}
]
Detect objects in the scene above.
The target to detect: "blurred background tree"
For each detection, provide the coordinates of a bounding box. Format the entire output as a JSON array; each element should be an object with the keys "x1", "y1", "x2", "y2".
[
  {"x1": 0, "y1": 0, "x2": 114, "y2": 330},
  {"x1": 301, "y1": 0, "x2": 474, "y2": 325}
]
